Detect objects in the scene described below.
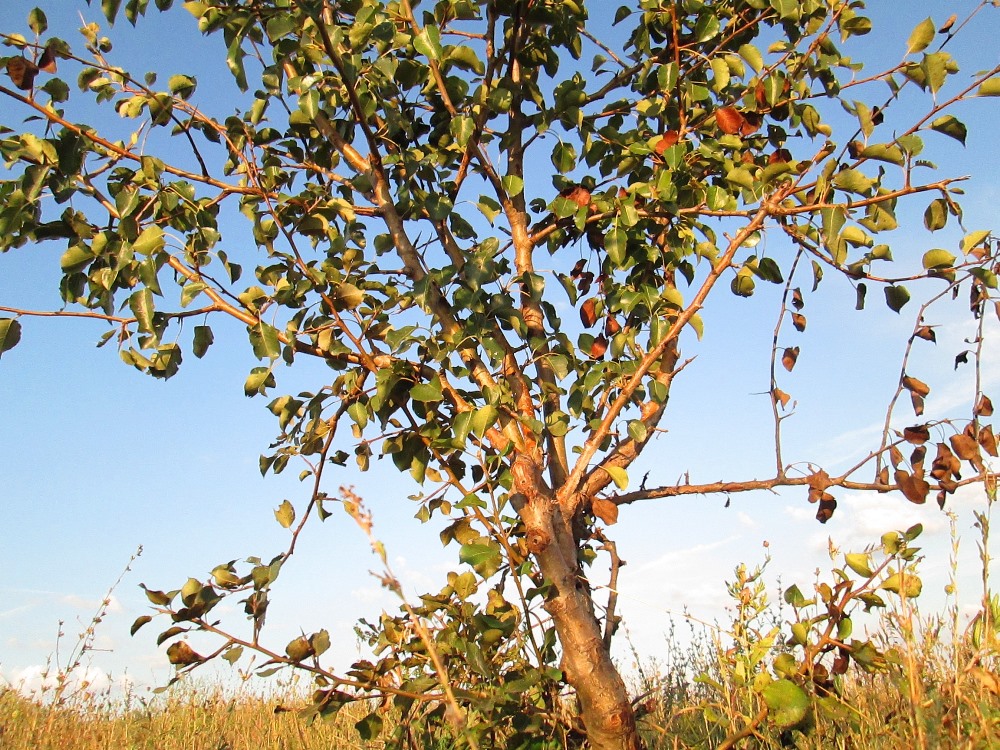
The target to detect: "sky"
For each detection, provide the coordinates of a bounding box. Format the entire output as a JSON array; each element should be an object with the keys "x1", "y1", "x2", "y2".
[{"x1": 1, "y1": 0, "x2": 999, "y2": 702}]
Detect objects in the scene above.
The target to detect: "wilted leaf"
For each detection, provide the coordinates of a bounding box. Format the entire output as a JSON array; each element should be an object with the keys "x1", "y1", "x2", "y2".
[
  {"x1": 167, "y1": 641, "x2": 205, "y2": 666},
  {"x1": 590, "y1": 335, "x2": 608, "y2": 359},
  {"x1": 931, "y1": 442, "x2": 961, "y2": 481},
  {"x1": 773, "y1": 388, "x2": 791, "y2": 409},
  {"x1": 592, "y1": 497, "x2": 619, "y2": 525},
  {"x1": 791, "y1": 313, "x2": 806, "y2": 331},
  {"x1": 914, "y1": 326, "x2": 937, "y2": 343},
  {"x1": 980, "y1": 425, "x2": 998, "y2": 457},
  {"x1": 131, "y1": 615, "x2": 152, "y2": 636},
  {"x1": 902, "y1": 375, "x2": 930, "y2": 398},
  {"x1": 975, "y1": 394, "x2": 994, "y2": 417},
  {"x1": 716, "y1": 106, "x2": 745, "y2": 135},
  {"x1": 895, "y1": 469, "x2": 929, "y2": 504},
  {"x1": 950, "y1": 432, "x2": 981, "y2": 464},
  {"x1": 816, "y1": 496, "x2": 837, "y2": 523},
  {"x1": 902, "y1": 425, "x2": 930, "y2": 445},
  {"x1": 285, "y1": 635, "x2": 315, "y2": 662},
  {"x1": 580, "y1": 297, "x2": 598, "y2": 327},
  {"x1": 781, "y1": 347, "x2": 799, "y2": 372}
]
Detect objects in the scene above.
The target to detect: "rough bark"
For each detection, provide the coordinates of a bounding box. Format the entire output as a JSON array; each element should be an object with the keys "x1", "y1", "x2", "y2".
[{"x1": 513, "y1": 456, "x2": 643, "y2": 750}]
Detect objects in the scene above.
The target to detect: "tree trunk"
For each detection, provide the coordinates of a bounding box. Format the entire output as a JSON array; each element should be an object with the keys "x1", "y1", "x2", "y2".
[{"x1": 513, "y1": 457, "x2": 643, "y2": 750}]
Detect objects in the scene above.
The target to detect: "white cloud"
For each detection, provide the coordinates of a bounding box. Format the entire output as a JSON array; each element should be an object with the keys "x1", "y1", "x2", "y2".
[{"x1": 4, "y1": 663, "x2": 113, "y2": 699}]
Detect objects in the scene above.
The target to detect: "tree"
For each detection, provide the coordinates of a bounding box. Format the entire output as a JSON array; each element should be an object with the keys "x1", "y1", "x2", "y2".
[{"x1": 1, "y1": 0, "x2": 998, "y2": 747}]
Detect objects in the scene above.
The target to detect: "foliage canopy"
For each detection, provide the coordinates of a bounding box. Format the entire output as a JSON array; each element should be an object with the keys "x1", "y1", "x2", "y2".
[{"x1": 2, "y1": 0, "x2": 999, "y2": 747}]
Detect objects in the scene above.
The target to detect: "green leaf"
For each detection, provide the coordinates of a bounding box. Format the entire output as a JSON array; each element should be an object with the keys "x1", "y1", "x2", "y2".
[
  {"x1": 977, "y1": 78, "x2": 1000, "y2": 97},
  {"x1": 859, "y1": 143, "x2": 904, "y2": 166},
  {"x1": 413, "y1": 26, "x2": 443, "y2": 61},
  {"x1": 193, "y1": 325, "x2": 214, "y2": 358},
  {"x1": 930, "y1": 115, "x2": 967, "y2": 145},
  {"x1": 845, "y1": 553, "x2": 873, "y2": 578},
  {"x1": 551, "y1": 141, "x2": 577, "y2": 174},
  {"x1": 129, "y1": 288, "x2": 155, "y2": 333},
  {"x1": 603, "y1": 465, "x2": 628, "y2": 490},
  {"x1": 906, "y1": 18, "x2": 935, "y2": 54},
  {"x1": 922, "y1": 248, "x2": 956, "y2": 270},
  {"x1": 355, "y1": 712, "x2": 383, "y2": 741},
  {"x1": 244, "y1": 366, "x2": 276, "y2": 396},
  {"x1": 762, "y1": 679, "x2": 809, "y2": 729},
  {"x1": 962, "y1": 230, "x2": 991, "y2": 254},
  {"x1": 102, "y1": 0, "x2": 123, "y2": 23},
  {"x1": 627, "y1": 420, "x2": 648, "y2": 443},
  {"x1": 333, "y1": 282, "x2": 364, "y2": 310},
  {"x1": 923, "y1": 198, "x2": 948, "y2": 231},
  {"x1": 28, "y1": 8, "x2": 48, "y2": 35},
  {"x1": 502, "y1": 175, "x2": 524, "y2": 196},
  {"x1": 133, "y1": 225, "x2": 164, "y2": 255},
  {"x1": 605, "y1": 226, "x2": 626, "y2": 266},
  {"x1": 833, "y1": 168, "x2": 875, "y2": 195},
  {"x1": 470, "y1": 405, "x2": 498, "y2": 438},
  {"x1": 459, "y1": 542, "x2": 502, "y2": 577},
  {"x1": 0, "y1": 318, "x2": 22, "y2": 359},
  {"x1": 410, "y1": 378, "x2": 443, "y2": 402},
  {"x1": 250, "y1": 321, "x2": 282, "y2": 360},
  {"x1": 274, "y1": 499, "x2": 295, "y2": 529},
  {"x1": 885, "y1": 285, "x2": 910, "y2": 313},
  {"x1": 881, "y1": 572, "x2": 922, "y2": 597}
]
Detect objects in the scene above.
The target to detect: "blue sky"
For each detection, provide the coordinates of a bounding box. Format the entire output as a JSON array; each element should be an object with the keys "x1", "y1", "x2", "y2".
[{"x1": 1, "y1": 0, "x2": 998, "y2": 699}]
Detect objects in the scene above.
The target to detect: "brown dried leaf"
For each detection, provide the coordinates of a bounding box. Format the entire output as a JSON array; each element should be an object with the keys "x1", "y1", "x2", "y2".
[
  {"x1": 911, "y1": 392, "x2": 924, "y2": 417},
  {"x1": 570, "y1": 259, "x2": 586, "y2": 278},
  {"x1": 716, "y1": 106, "x2": 745, "y2": 135},
  {"x1": 911, "y1": 446, "x2": 926, "y2": 472},
  {"x1": 591, "y1": 497, "x2": 619, "y2": 526},
  {"x1": 895, "y1": 469, "x2": 929, "y2": 505},
  {"x1": 791, "y1": 313, "x2": 807, "y2": 332},
  {"x1": 902, "y1": 425, "x2": 930, "y2": 445},
  {"x1": 580, "y1": 297, "x2": 598, "y2": 328},
  {"x1": 980, "y1": 425, "x2": 998, "y2": 457},
  {"x1": 773, "y1": 388, "x2": 791, "y2": 409},
  {"x1": 791, "y1": 288, "x2": 804, "y2": 310},
  {"x1": 877, "y1": 465, "x2": 890, "y2": 487},
  {"x1": 931, "y1": 442, "x2": 961, "y2": 481},
  {"x1": 914, "y1": 326, "x2": 937, "y2": 343},
  {"x1": 781, "y1": 346, "x2": 799, "y2": 372},
  {"x1": 889, "y1": 445, "x2": 905, "y2": 468},
  {"x1": 38, "y1": 43, "x2": 58, "y2": 73},
  {"x1": 604, "y1": 316, "x2": 622, "y2": 336},
  {"x1": 5, "y1": 56, "x2": 38, "y2": 90},
  {"x1": 769, "y1": 148, "x2": 793, "y2": 164},
  {"x1": 590, "y1": 335, "x2": 608, "y2": 359},
  {"x1": 654, "y1": 130, "x2": 680, "y2": 154},
  {"x1": 562, "y1": 185, "x2": 592, "y2": 208},
  {"x1": 816, "y1": 496, "x2": 837, "y2": 523},
  {"x1": 166, "y1": 641, "x2": 205, "y2": 666},
  {"x1": 975, "y1": 394, "x2": 994, "y2": 417},
  {"x1": 950, "y1": 432, "x2": 981, "y2": 464},
  {"x1": 902, "y1": 375, "x2": 930, "y2": 398},
  {"x1": 740, "y1": 112, "x2": 762, "y2": 136}
]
